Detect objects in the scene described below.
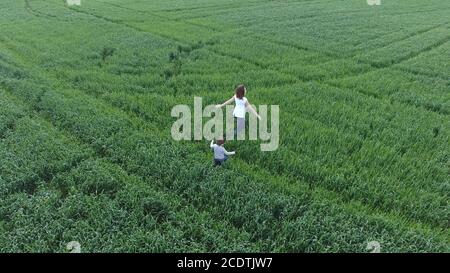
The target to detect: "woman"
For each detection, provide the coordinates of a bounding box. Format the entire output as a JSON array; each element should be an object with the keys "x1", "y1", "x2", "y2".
[{"x1": 215, "y1": 84, "x2": 261, "y2": 138}]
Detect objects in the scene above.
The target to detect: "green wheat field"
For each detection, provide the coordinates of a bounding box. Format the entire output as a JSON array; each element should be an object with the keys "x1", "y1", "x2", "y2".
[{"x1": 0, "y1": 0, "x2": 449, "y2": 253}]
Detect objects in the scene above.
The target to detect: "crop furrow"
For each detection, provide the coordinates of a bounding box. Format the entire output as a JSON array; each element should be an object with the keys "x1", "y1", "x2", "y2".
[
  {"x1": 352, "y1": 22, "x2": 448, "y2": 52},
  {"x1": 392, "y1": 66, "x2": 450, "y2": 83},
  {"x1": 325, "y1": 80, "x2": 449, "y2": 116},
  {"x1": 369, "y1": 37, "x2": 450, "y2": 69}
]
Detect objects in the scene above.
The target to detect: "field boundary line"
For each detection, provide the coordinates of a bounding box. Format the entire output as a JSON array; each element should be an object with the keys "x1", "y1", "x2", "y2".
[
  {"x1": 352, "y1": 22, "x2": 449, "y2": 53},
  {"x1": 0, "y1": 84, "x2": 95, "y2": 192},
  {"x1": 366, "y1": 36, "x2": 450, "y2": 69},
  {"x1": 326, "y1": 27, "x2": 450, "y2": 84},
  {"x1": 324, "y1": 78, "x2": 450, "y2": 116},
  {"x1": 23, "y1": 0, "x2": 73, "y2": 22},
  {"x1": 392, "y1": 65, "x2": 450, "y2": 83}
]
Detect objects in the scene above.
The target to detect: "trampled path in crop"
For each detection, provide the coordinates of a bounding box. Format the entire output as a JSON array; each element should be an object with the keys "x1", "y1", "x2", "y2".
[{"x1": 0, "y1": 0, "x2": 449, "y2": 252}]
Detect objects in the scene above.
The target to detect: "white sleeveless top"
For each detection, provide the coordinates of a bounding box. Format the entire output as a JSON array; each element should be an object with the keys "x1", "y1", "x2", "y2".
[{"x1": 233, "y1": 96, "x2": 247, "y2": 118}]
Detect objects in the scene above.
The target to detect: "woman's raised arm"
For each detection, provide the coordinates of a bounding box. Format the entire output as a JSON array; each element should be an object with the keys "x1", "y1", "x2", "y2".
[
  {"x1": 216, "y1": 95, "x2": 235, "y2": 108},
  {"x1": 246, "y1": 100, "x2": 261, "y2": 120}
]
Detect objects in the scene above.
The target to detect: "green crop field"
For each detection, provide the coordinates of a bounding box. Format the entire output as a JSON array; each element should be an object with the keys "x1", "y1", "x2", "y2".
[{"x1": 0, "y1": 0, "x2": 449, "y2": 253}]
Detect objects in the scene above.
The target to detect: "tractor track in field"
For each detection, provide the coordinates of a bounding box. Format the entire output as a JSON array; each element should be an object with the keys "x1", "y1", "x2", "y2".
[
  {"x1": 363, "y1": 34, "x2": 450, "y2": 70},
  {"x1": 324, "y1": 78, "x2": 450, "y2": 117},
  {"x1": 223, "y1": 10, "x2": 450, "y2": 61},
  {"x1": 323, "y1": 24, "x2": 450, "y2": 93},
  {"x1": 0, "y1": 87, "x2": 95, "y2": 194},
  {"x1": 385, "y1": 36, "x2": 450, "y2": 66},
  {"x1": 304, "y1": 17, "x2": 448, "y2": 70},
  {"x1": 24, "y1": 0, "x2": 63, "y2": 20},
  {"x1": 170, "y1": 10, "x2": 450, "y2": 65},
  {"x1": 352, "y1": 22, "x2": 449, "y2": 52},
  {"x1": 393, "y1": 65, "x2": 450, "y2": 84},
  {"x1": 24, "y1": 0, "x2": 55, "y2": 18},
  {"x1": 337, "y1": 35, "x2": 450, "y2": 86}
]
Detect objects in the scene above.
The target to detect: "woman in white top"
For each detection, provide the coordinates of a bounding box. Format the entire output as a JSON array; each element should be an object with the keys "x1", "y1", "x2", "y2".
[{"x1": 216, "y1": 84, "x2": 261, "y2": 138}]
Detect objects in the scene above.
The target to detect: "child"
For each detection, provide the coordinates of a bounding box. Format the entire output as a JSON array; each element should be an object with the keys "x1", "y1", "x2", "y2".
[
  {"x1": 216, "y1": 84, "x2": 261, "y2": 138},
  {"x1": 210, "y1": 139, "x2": 235, "y2": 166}
]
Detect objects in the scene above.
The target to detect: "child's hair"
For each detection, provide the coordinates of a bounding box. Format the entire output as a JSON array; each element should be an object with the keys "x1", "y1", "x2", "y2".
[
  {"x1": 216, "y1": 139, "x2": 225, "y2": 146},
  {"x1": 235, "y1": 84, "x2": 246, "y2": 99}
]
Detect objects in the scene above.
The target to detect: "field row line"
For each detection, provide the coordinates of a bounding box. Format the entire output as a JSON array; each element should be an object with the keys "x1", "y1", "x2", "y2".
[
  {"x1": 392, "y1": 65, "x2": 450, "y2": 83},
  {"x1": 367, "y1": 37, "x2": 450, "y2": 69},
  {"x1": 351, "y1": 22, "x2": 449, "y2": 53},
  {"x1": 324, "y1": 79, "x2": 449, "y2": 117},
  {"x1": 23, "y1": 0, "x2": 73, "y2": 22},
  {"x1": 329, "y1": 37, "x2": 450, "y2": 93}
]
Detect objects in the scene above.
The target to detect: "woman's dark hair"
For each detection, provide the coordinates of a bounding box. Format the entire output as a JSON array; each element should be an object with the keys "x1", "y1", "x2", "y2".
[
  {"x1": 216, "y1": 139, "x2": 225, "y2": 146},
  {"x1": 235, "y1": 84, "x2": 246, "y2": 99}
]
